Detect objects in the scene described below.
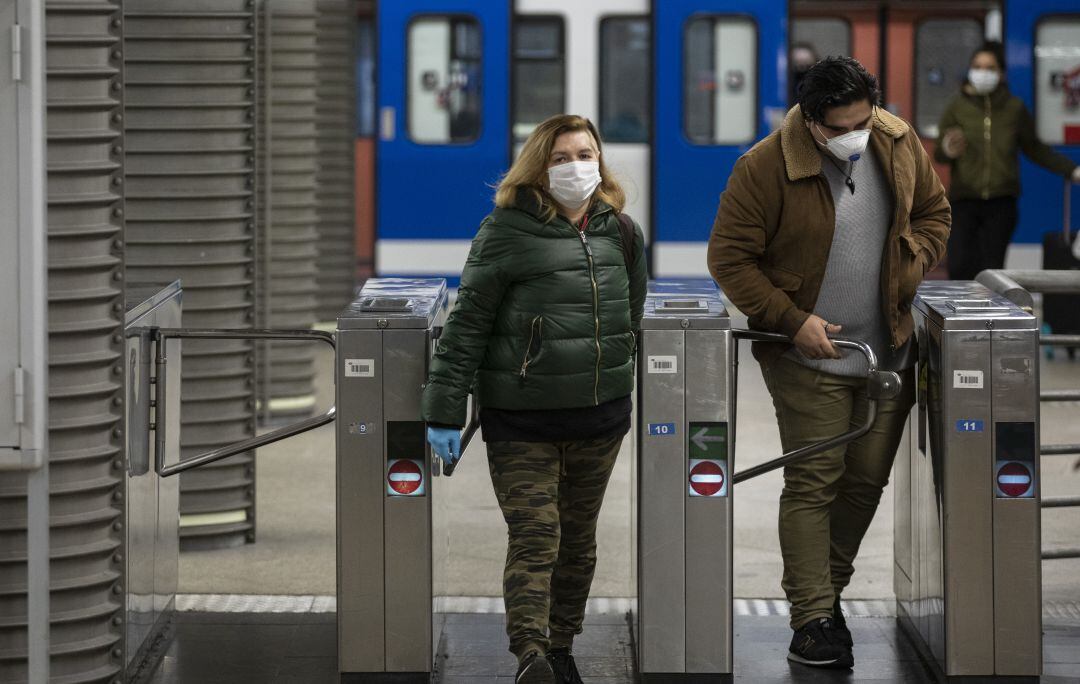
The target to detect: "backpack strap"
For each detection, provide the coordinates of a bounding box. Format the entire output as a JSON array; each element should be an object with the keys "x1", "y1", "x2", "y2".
[{"x1": 615, "y1": 213, "x2": 636, "y2": 273}]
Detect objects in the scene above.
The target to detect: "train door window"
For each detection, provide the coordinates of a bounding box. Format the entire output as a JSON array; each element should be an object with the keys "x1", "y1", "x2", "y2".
[
  {"x1": 914, "y1": 18, "x2": 983, "y2": 138},
  {"x1": 357, "y1": 17, "x2": 376, "y2": 137},
  {"x1": 1034, "y1": 17, "x2": 1080, "y2": 145},
  {"x1": 407, "y1": 16, "x2": 482, "y2": 144},
  {"x1": 789, "y1": 18, "x2": 850, "y2": 105},
  {"x1": 684, "y1": 16, "x2": 758, "y2": 145},
  {"x1": 599, "y1": 17, "x2": 650, "y2": 143},
  {"x1": 513, "y1": 16, "x2": 565, "y2": 142},
  {"x1": 790, "y1": 18, "x2": 851, "y2": 60}
]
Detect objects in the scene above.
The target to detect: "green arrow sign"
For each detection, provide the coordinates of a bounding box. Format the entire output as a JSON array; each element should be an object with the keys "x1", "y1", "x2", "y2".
[{"x1": 689, "y1": 422, "x2": 728, "y2": 460}]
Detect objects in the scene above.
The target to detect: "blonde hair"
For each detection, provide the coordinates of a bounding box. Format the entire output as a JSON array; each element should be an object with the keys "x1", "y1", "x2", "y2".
[{"x1": 495, "y1": 114, "x2": 626, "y2": 222}]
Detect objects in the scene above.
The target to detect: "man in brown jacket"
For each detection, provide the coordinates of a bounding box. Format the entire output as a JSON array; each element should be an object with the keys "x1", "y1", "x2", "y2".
[{"x1": 708, "y1": 57, "x2": 950, "y2": 669}]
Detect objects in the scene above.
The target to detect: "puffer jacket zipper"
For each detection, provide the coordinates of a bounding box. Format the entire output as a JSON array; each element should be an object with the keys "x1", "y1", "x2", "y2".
[
  {"x1": 519, "y1": 315, "x2": 543, "y2": 379},
  {"x1": 576, "y1": 214, "x2": 601, "y2": 405}
]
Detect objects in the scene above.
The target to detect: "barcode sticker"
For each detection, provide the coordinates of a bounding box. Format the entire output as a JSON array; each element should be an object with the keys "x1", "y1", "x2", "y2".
[
  {"x1": 647, "y1": 355, "x2": 678, "y2": 374},
  {"x1": 953, "y1": 370, "x2": 984, "y2": 389},
  {"x1": 345, "y1": 358, "x2": 375, "y2": 378}
]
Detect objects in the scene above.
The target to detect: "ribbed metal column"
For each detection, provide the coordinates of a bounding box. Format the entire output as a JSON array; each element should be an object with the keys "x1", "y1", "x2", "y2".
[
  {"x1": 314, "y1": 0, "x2": 356, "y2": 323},
  {"x1": 257, "y1": 0, "x2": 319, "y2": 422},
  {"x1": 0, "y1": 2, "x2": 127, "y2": 682},
  {"x1": 123, "y1": 2, "x2": 259, "y2": 549}
]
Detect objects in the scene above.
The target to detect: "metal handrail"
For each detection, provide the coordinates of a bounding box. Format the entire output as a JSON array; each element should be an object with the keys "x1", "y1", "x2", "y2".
[
  {"x1": 978, "y1": 269, "x2": 1080, "y2": 558},
  {"x1": 152, "y1": 328, "x2": 336, "y2": 477},
  {"x1": 1043, "y1": 496, "x2": 1080, "y2": 509},
  {"x1": 731, "y1": 330, "x2": 903, "y2": 484},
  {"x1": 1041, "y1": 334, "x2": 1080, "y2": 347},
  {"x1": 441, "y1": 395, "x2": 480, "y2": 477}
]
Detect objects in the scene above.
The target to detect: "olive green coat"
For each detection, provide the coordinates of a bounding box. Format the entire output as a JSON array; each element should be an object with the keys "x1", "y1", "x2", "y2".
[
  {"x1": 934, "y1": 84, "x2": 1077, "y2": 200},
  {"x1": 421, "y1": 195, "x2": 648, "y2": 428}
]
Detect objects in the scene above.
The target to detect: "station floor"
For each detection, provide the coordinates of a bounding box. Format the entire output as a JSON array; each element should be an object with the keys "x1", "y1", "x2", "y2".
[{"x1": 145, "y1": 608, "x2": 1080, "y2": 683}]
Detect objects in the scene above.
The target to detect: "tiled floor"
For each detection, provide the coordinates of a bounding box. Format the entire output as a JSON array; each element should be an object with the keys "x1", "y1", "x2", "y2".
[{"x1": 143, "y1": 612, "x2": 1080, "y2": 683}]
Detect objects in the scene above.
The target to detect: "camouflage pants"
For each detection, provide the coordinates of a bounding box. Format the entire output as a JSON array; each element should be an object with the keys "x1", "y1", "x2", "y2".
[{"x1": 486, "y1": 433, "x2": 623, "y2": 661}]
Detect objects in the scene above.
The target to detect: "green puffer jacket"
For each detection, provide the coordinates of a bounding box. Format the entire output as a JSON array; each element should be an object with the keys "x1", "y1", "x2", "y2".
[
  {"x1": 421, "y1": 195, "x2": 648, "y2": 428},
  {"x1": 934, "y1": 84, "x2": 1077, "y2": 200}
]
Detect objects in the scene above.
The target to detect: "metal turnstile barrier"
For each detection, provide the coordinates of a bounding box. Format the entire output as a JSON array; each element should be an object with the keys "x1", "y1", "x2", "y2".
[
  {"x1": 336, "y1": 278, "x2": 450, "y2": 681},
  {"x1": 122, "y1": 283, "x2": 184, "y2": 679},
  {"x1": 895, "y1": 281, "x2": 1041, "y2": 681},
  {"x1": 636, "y1": 281, "x2": 734, "y2": 680},
  {"x1": 635, "y1": 280, "x2": 902, "y2": 681}
]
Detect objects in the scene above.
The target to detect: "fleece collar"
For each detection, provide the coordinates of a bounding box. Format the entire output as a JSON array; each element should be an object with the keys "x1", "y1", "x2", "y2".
[{"x1": 780, "y1": 104, "x2": 910, "y2": 181}]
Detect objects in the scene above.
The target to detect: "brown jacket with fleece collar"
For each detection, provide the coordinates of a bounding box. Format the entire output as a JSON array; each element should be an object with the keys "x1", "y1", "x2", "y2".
[{"x1": 707, "y1": 105, "x2": 951, "y2": 363}]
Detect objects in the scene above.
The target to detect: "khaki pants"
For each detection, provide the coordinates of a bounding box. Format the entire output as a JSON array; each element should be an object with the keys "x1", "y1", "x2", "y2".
[
  {"x1": 486, "y1": 434, "x2": 623, "y2": 661},
  {"x1": 760, "y1": 356, "x2": 915, "y2": 629}
]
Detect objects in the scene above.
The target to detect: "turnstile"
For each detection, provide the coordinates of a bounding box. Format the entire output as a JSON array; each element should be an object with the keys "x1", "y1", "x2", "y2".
[
  {"x1": 336, "y1": 278, "x2": 449, "y2": 681},
  {"x1": 894, "y1": 281, "x2": 1041, "y2": 681},
  {"x1": 634, "y1": 279, "x2": 903, "y2": 681},
  {"x1": 636, "y1": 281, "x2": 735, "y2": 680},
  {"x1": 123, "y1": 283, "x2": 184, "y2": 678}
]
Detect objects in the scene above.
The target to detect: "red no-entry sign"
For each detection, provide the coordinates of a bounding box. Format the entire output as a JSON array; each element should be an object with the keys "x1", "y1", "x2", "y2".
[
  {"x1": 689, "y1": 459, "x2": 726, "y2": 497},
  {"x1": 996, "y1": 461, "x2": 1034, "y2": 498},
  {"x1": 387, "y1": 459, "x2": 424, "y2": 496}
]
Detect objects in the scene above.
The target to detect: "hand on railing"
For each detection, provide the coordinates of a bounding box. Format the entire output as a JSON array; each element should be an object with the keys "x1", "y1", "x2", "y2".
[
  {"x1": 427, "y1": 426, "x2": 462, "y2": 471},
  {"x1": 730, "y1": 328, "x2": 902, "y2": 484},
  {"x1": 439, "y1": 397, "x2": 480, "y2": 476}
]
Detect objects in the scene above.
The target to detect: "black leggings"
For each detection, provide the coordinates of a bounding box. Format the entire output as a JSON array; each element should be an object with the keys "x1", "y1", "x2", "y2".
[{"x1": 945, "y1": 196, "x2": 1019, "y2": 281}]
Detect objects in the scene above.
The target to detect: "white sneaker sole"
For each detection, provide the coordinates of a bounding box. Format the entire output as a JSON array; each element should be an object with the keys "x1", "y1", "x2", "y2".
[{"x1": 787, "y1": 651, "x2": 854, "y2": 668}]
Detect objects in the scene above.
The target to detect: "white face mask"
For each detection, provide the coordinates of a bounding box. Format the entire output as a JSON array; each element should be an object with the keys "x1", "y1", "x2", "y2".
[
  {"x1": 968, "y1": 68, "x2": 1000, "y2": 94},
  {"x1": 547, "y1": 160, "x2": 601, "y2": 210},
  {"x1": 814, "y1": 124, "x2": 871, "y2": 162}
]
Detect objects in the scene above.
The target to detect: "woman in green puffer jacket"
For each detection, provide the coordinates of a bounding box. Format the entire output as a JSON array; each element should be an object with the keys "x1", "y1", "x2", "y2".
[
  {"x1": 935, "y1": 40, "x2": 1080, "y2": 280},
  {"x1": 421, "y1": 114, "x2": 647, "y2": 684}
]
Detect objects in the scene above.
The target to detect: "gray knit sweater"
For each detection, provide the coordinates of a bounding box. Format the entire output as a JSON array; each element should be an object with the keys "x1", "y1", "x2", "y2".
[{"x1": 786, "y1": 145, "x2": 913, "y2": 376}]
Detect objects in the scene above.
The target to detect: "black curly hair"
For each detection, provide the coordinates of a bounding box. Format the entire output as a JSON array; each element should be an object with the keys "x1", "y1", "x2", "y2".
[{"x1": 796, "y1": 56, "x2": 882, "y2": 124}]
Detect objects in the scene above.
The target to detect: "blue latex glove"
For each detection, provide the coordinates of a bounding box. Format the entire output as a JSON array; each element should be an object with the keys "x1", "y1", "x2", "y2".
[{"x1": 427, "y1": 426, "x2": 462, "y2": 466}]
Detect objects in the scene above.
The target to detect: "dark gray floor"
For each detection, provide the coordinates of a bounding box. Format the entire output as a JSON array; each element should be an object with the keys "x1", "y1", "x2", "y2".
[{"x1": 144, "y1": 612, "x2": 1080, "y2": 683}]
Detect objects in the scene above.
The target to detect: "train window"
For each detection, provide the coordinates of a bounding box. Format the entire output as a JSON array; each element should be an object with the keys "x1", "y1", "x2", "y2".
[
  {"x1": 599, "y1": 17, "x2": 651, "y2": 143},
  {"x1": 407, "y1": 16, "x2": 482, "y2": 144},
  {"x1": 513, "y1": 17, "x2": 565, "y2": 142},
  {"x1": 915, "y1": 18, "x2": 983, "y2": 138},
  {"x1": 790, "y1": 18, "x2": 851, "y2": 60},
  {"x1": 789, "y1": 18, "x2": 850, "y2": 105},
  {"x1": 683, "y1": 16, "x2": 758, "y2": 145},
  {"x1": 356, "y1": 18, "x2": 376, "y2": 137},
  {"x1": 1035, "y1": 18, "x2": 1080, "y2": 145}
]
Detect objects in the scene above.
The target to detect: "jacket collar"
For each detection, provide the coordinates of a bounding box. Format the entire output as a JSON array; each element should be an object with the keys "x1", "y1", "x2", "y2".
[
  {"x1": 961, "y1": 82, "x2": 1011, "y2": 105},
  {"x1": 512, "y1": 187, "x2": 613, "y2": 225},
  {"x1": 780, "y1": 104, "x2": 910, "y2": 181}
]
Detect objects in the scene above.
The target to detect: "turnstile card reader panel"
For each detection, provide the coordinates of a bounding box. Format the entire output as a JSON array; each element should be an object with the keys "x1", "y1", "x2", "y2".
[
  {"x1": 337, "y1": 279, "x2": 448, "y2": 679},
  {"x1": 637, "y1": 280, "x2": 733, "y2": 679},
  {"x1": 895, "y1": 281, "x2": 1040, "y2": 680}
]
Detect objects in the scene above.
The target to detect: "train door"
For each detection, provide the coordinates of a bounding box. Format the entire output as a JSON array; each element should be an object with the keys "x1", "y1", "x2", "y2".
[
  {"x1": 790, "y1": 1, "x2": 881, "y2": 104},
  {"x1": 1006, "y1": 1, "x2": 1080, "y2": 254},
  {"x1": 376, "y1": 1, "x2": 511, "y2": 278},
  {"x1": 512, "y1": 1, "x2": 652, "y2": 246},
  {"x1": 652, "y1": 0, "x2": 787, "y2": 277},
  {"x1": 883, "y1": 5, "x2": 993, "y2": 186}
]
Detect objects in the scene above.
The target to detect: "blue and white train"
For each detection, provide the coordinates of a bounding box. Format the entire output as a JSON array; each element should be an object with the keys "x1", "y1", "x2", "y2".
[{"x1": 354, "y1": 0, "x2": 1080, "y2": 281}]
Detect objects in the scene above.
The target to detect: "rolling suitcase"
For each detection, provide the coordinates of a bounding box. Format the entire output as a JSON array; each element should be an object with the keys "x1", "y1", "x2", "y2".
[{"x1": 1042, "y1": 179, "x2": 1080, "y2": 357}]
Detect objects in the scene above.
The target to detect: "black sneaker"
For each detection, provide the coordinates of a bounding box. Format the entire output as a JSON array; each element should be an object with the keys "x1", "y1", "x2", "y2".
[
  {"x1": 547, "y1": 647, "x2": 584, "y2": 684},
  {"x1": 788, "y1": 617, "x2": 854, "y2": 669},
  {"x1": 516, "y1": 652, "x2": 557, "y2": 684},
  {"x1": 831, "y1": 595, "x2": 853, "y2": 649}
]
